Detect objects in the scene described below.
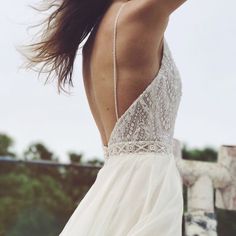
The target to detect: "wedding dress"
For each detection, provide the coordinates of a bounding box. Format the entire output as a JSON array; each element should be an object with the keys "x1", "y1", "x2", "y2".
[{"x1": 59, "y1": 2, "x2": 183, "y2": 235}]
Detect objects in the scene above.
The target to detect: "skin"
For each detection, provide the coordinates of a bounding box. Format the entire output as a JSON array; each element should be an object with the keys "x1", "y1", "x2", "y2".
[{"x1": 82, "y1": 0, "x2": 187, "y2": 147}]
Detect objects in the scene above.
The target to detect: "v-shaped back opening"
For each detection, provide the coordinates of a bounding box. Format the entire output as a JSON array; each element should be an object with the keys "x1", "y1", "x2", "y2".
[
  {"x1": 102, "y1": 1, "x2": 168, "y2": 148},
  {"x1": 103, "y1": 37, "x2": 167, "y2": 148}
]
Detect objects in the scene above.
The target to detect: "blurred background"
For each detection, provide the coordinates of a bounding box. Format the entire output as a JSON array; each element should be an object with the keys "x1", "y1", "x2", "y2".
[{"x1": 0, "y1": 0, "x2": 235, "y2": 235}]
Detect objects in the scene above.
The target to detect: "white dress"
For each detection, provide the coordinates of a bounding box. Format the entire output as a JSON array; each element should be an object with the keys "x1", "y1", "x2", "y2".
[{"x1": 59, "y1": 2, "x2": 183, "y2": 236}]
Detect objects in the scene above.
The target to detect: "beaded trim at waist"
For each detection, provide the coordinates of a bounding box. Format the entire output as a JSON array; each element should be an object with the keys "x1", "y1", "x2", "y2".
[{"x1": 102, "y1": 140, "x2": 173, "y2": 160}]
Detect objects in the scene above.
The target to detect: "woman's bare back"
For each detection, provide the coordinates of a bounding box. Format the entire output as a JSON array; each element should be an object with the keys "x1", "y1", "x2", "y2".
[{"x1": 82, "y1": 1, "x2": 169, "y2": 147}]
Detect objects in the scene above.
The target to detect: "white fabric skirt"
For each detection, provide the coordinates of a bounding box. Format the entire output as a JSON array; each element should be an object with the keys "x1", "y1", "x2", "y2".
[{"x1": 59, "y1": 152, "x2": 183, "y2": 236}]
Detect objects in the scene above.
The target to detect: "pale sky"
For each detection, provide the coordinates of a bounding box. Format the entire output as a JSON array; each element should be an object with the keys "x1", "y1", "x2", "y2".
[{"x1": 0, "y1": 0, "x2": 235, "y2": 162}]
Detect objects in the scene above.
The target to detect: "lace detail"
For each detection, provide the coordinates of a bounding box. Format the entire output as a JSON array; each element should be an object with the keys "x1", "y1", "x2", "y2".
[
  {"x1": 103, "y1": 140, "x2": 173, "y2": 160},
  {"x1": 102, "y1": 38, "x2": 182, "y2": 160}
]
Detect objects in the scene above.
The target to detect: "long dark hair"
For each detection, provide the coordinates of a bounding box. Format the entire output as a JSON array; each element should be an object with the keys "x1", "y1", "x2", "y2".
[{"x1": 18, "y1": 0, "x2": 111, "y2": 94}]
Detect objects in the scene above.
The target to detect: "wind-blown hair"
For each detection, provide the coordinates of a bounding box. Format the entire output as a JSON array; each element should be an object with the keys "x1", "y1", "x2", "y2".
[{"x1": 18, "y1": 0, "x2": 110, "y2": 94}]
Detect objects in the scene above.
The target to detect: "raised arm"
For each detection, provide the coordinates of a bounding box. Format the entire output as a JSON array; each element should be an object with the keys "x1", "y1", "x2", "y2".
[
  {"x1": 157, "y1": 0, "x2": 187, "y2": 15},
  {"x1": 134, "y1": 0, "x2": 188, "y2": 18}
]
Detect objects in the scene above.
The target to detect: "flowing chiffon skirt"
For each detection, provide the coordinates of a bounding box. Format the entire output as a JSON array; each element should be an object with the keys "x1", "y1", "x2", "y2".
[{"x1": 59, "y1": 152, "x2": 183, "y2": 236}]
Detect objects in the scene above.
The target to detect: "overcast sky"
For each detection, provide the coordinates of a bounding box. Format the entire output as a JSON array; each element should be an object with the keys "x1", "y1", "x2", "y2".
[{"x1": 0, "y1": 0, "x2": 235, "y2": 162}]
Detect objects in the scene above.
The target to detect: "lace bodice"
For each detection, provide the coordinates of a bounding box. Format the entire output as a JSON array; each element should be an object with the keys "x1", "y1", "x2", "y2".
[{"x1": 101, "y1": 2, "x2": 182, "y2": 160}]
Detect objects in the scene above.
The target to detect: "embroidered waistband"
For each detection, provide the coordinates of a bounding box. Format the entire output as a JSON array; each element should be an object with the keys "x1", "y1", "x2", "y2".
[{"x1": 102, "y1": 140, "x2": 173, "y2": 160}]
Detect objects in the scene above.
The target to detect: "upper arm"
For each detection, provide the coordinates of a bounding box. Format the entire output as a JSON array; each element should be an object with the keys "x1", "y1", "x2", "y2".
[
  {"x1": 158, "y1": 0, "x2": 187, "y2": 15},
  {"x1": 133, "y1": 0, "x2": 187, "y2": 17}
]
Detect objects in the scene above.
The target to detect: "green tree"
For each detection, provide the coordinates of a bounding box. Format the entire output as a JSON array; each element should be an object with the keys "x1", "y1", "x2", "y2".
[
  {"x1": 0, "y1": 133, "x2": 16, "y2": 158},
  {"x1": 68, "y1": 152, "x2": 83, "y2": 164},
  {"x1": 23, "y1": 143, "x2": 58, "y2": 161},
  {"x1": 182, "y1": 143, "x2": 217, "y2": 162}
]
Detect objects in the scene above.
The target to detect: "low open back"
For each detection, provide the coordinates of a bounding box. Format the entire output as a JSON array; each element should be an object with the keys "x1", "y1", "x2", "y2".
[
  {"x1": 103, "y1": 2, "x2": 167, "y2": 148},
  {"x1": 101, "y1": 2, "x2": 182, "y2": 160},
  {"x1": 59, "y1": 2, "x2": 184, "y2": 236}
]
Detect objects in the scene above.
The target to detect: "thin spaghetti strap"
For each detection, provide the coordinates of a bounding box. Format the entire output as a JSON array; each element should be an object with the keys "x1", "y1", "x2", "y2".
[{"x1": 112, "y1": 2, "x2": 127, "y2": 121}]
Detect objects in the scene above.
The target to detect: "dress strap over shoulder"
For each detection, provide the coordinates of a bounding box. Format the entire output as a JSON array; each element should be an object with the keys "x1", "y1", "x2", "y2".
[{"x1": 113, "y1": 2, "x2": 128, "y2": 121}]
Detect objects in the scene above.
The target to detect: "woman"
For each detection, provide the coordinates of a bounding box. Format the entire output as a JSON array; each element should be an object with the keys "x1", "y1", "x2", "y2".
[{"x1": 21, "y1": 0, "x2": 186, "y2": 235}]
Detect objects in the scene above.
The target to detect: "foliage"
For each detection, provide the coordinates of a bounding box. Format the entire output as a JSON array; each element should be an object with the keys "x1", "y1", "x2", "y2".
[
  {"x1": 24, "y1": 143, "x2": 58, "y2": 161},
  {"x1": 68, "y1": 152, "x2": 83, "y2": 164},
  {"x1": 182, "y1": 143, "x2": 218, "y2": 162},
  {"x1": 0, "y1": 134, "x2": 16, "y2": 158}
]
